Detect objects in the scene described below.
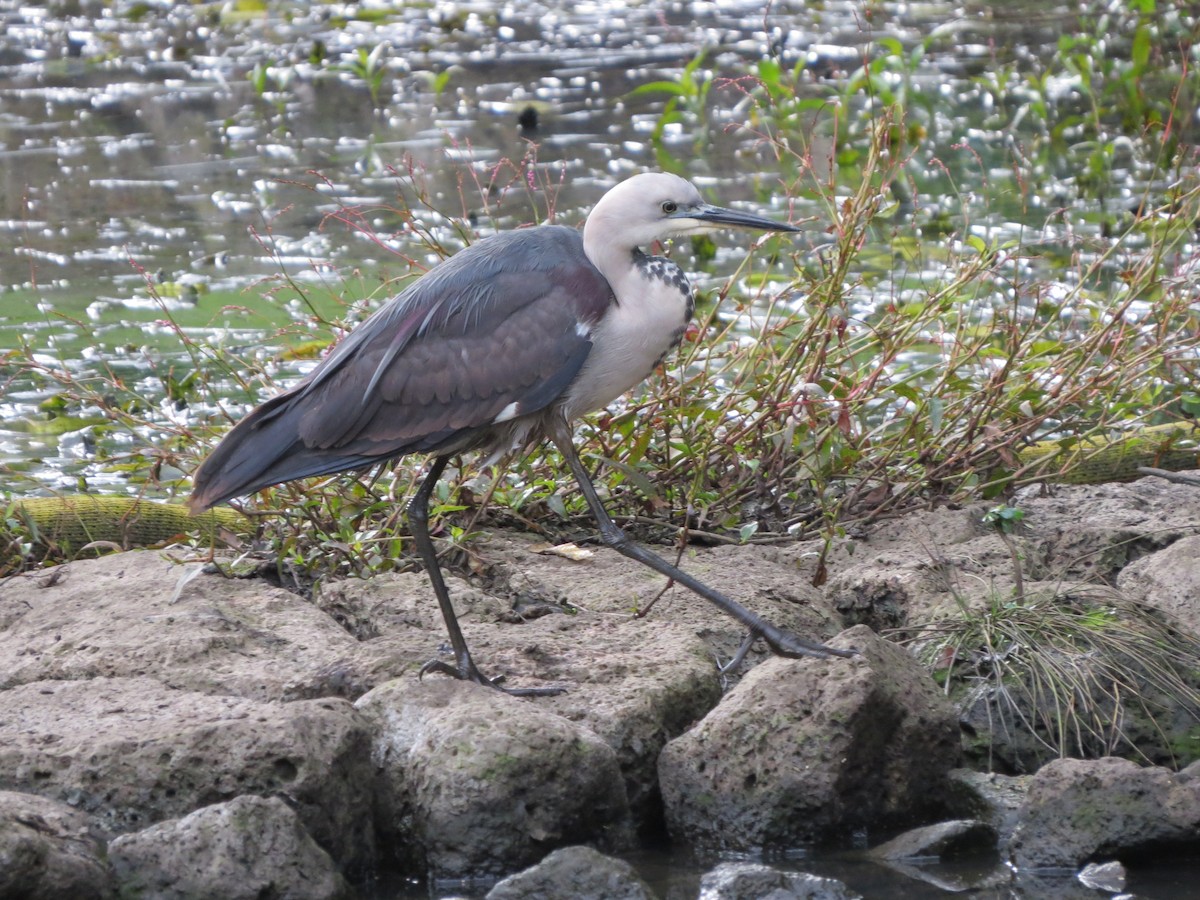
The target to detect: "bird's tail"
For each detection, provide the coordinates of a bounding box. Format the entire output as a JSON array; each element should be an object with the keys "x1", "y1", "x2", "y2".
[{"x1": 188, "y1": 387, "x2": 379, "y2": 513}]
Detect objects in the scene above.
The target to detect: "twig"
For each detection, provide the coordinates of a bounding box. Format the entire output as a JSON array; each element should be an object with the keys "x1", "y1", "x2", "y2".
[{"x1": 1137, "y1": 467, "x2": 1200, "y2": 487}]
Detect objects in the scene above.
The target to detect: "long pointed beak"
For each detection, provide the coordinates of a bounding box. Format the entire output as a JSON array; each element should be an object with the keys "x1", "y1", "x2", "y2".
[{"x1": 671, "y1": 203, "x2": 803, "y2": 233}]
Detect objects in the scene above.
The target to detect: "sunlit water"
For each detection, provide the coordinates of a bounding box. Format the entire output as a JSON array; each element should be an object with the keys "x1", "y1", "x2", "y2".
[
  {"x1": 1, "y1": 1, "x2": 1196, "y2": 896},
  {"x1": 4, "y1": 0, "x2": 1178, "y2": 495}
]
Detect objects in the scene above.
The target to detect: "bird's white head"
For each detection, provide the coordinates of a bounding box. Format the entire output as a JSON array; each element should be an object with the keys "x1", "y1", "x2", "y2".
[{"x1": 582, "y1": 172, "x2": 800, "y2": 279}]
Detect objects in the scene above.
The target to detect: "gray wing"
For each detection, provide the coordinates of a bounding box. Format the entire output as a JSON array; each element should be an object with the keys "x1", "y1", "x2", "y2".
[{"x1": 190, "y1": 226, "x2": 612, "y2": 509}]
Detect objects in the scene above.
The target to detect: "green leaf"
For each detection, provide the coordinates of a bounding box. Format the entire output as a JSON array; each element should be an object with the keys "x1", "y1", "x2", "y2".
[
  {"x1": 758, "y1": 57, "x2": 782, "y2": 87},
  {"x1": 629, "y1": 80, "x2": 689, "y2": 98},
  {"x1": 592, "y1": 454, "x2": 660, "y2": 502},
  {"x1": 1131, "y1": 24, "x2": 1151, "y2": 72}
]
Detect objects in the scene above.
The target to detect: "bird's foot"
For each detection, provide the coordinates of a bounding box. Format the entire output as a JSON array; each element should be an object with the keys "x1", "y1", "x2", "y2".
[
  {"x1": 718, "y1": 631, "x2": 760, "y2": 676},
  {"x1": 418, "y1": 657, "x2": 565, "y2": 697},
  {"x1": 719, "y1": 624, "x2": 857, "y2": 676}
]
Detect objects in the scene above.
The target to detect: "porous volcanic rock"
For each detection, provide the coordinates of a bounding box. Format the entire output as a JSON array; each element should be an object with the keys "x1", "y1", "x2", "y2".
[
  {"x1": 1117, "y1": 532, "x2": 1200, "y2": 635},
  {"x1": 4, "y1": 470, "x2": 1200, "y2": 892},
  {"x1": 357, "y1": 678, "x2": 632, "y2": 879},
  {"x1": 697, "y1": 861, "x2": 860, "y2": 899},
  {"x1": 107, "y1": 795, "x2": 351, "y2": 900},
  {"x1": 0, "y1": 550, "x2": 390, "y2": 700},
  {"x1": 659, "y1": 625, "x2": 960, "y2": 852},
  {"x1": 942, "y1": 768, "x2": 1031, "y2": 846},
  {"x1": 0, "y1": 676, "x2": 375, "y2": 876},
  {"x1": 869, "y1": 819, "x2": 996, "y2": 861},
  {"x1": 485, "y1": 845, "x2": 656, "y2": 900},
  {"x1": 0, "y1": 790, "x2": 116, "y2": 900},
  {"x1": 1008, "y1": 756, "x2": 1200, "y2": 869}
]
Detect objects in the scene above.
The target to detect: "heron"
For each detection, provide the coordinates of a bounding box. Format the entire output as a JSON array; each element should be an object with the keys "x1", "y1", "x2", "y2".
[{"x1": 190, "y1": 172, "x2": 853, "y2": 696}]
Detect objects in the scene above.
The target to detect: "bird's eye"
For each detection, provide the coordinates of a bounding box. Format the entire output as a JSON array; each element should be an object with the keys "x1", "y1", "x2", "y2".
[{"x1": 661, "y1": 200, "x2": 678, "y2": 214}]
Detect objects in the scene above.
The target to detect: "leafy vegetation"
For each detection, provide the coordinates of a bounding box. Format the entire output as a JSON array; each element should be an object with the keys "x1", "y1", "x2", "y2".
[
  {"x1": 906, "y1": 576, "x2": 1200, "y2": 772},
  {"x1": 898, "y1": 507, "x2": 1200, "y2": 772}
]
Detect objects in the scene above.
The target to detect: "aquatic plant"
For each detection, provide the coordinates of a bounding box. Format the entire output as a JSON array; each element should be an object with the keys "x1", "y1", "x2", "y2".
[{"x1": 336, "y1": 43, "x2": 390, "y2": 108}]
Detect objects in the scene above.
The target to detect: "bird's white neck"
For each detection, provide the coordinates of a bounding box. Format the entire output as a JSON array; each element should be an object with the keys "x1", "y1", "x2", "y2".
[
  {"x1": 582, "y1": 216, "x2": 639, "y2": 297},
  {"x1": 564, "y1": 234, "x2": 693, "y2": 421}
]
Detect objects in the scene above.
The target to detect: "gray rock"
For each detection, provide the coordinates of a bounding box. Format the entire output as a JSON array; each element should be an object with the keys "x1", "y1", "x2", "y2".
[
  {"x1": 828, "y1": 477, "x2": 1200, "y2": 626},
  {"x1": 0, "y1": 551, "x2": 374, "y2": 701},
  {"x1": 697, "y1": 861, "x2": 859, "y2": 899},
  {"x1": 534, "y1": 624, "x2": 721, "y2": 830},
  {"x1": 942, "y1": 769, "x2": 1030, "y2": 846},
  {"x1": 1008, "y1": 756, "x2": 1200, "y2": 869},
  {"x1": 829, "y1": 478, "x2": 1200, "y2": 772},
  {"x1": 485, "y1": 845, "x2": 655, "y2": 900},
  {"x1": 1017, "y1": 479, "x2": 1200, "y2": 582},
  {"x1": 108, "y1": 795, "x2": 351, "y2": 900},
  {"x1": 867, "y1": 819, "x2": 1006, "y2": 893},
  {"x1": 1117, "y1": 533, "x2": 1200, "y2": 637},
  {"x1": 357, "y1": 678, "x2": 632, "y2": 879},
  {"x1": 312, "y1": 532, "x2": 839, "y2": 838},
  {"x1": 0, "y1": 790, "x2": 115, "y2": 900},
  {"x1": 0, "y1": 676, "x2": 375, "y2": 876},
  {"x1": 825, "y1": 556, "x2": 943, "y2": 632},
  {"x1": 331, "y1": 543, "x2": 725, "y2": 831},
  {"x1": 869, "y1": 819, "x2": 996, "y2": 860},
  {"x1": 659, "y1": 625, "x2": 960, "y2": 851}
]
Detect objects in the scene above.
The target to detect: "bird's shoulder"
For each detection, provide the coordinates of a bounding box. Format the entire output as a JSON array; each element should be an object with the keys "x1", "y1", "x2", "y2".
[{"x1": 395, "y1": 224, "x2": 609, "y2": 319}]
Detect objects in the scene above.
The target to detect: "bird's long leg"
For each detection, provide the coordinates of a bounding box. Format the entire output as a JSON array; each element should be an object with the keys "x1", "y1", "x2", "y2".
[
  {"x1": 547, "y1": 419, "x2": 856, "y2": 669},
  {"x1": 409, "y1": 455, "x2": 563, "y2": 697}
]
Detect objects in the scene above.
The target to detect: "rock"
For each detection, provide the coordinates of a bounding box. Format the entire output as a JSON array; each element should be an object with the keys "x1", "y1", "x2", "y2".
[
  {"x1": 535, "y1": 625, "x2": 721, "y2": 832},
  {"x1": 447, "y1": 532, "x2": 846, "y2": 682},
  {"x1": 1018, "y1": 480, "x2": 1200, "y2": 582},
  {"x1": 697, "y1": 861, "x2": 860, "y2": 899},
  {"x1": 332, "y1": 552, "x2": 725, "y2": 832},
  {"x1": 357, "y1": 678, "x2": 632, "y2": 879},
  {"x1": 1008, "y1": 757, "x2": 1200, "y2": 869},
  {"x1": 0, "y1": 677, "x2": 376, "y2": 876},
  {"x1": 1117, "y1": 533, "x2": 1200, "y2": 637},
  {"x1": 1076, "y1": 860, "x2": 1126, "y2": 892},
  {"x1": 942, "y1": 769, "x2": 1030, "y2": 846},
  {"x1": 0, "y1": 551, "x2": 378, "y2": 701},
  {"x1": 867, "y1": 819, "x2": 1005, "y2": 893},
  {"x1": 824, "y1": 558, "x2": 924, "y2": 632},
  {"x1": 484, "y1": 845, "x2": 655, "y2": 900},
  {"x1": 659, "y1": 626, "x2": 960, "y2": 852},
  {"x1": 869, "y1": 819, "x2": 996, "y2": 860},
  {"x1": 4, "y1": 471, "x2": 1198, "y2": 892},
  {"x1": 835, "y1": 480, "x2": 1200, "y2": 773},
  {"x1": 829, "y1": 478, "x2": 1200, "y2": 626},
  {"x1": 108, "y1": 795, "x2": 351, "y2": 900},
  {"x1": 0, "y1": 791, "x2": 115, "y2": 899}
]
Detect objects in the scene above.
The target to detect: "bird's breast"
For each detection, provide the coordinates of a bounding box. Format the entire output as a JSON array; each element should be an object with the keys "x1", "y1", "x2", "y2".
[{"x1": 561, "y1": 258, "x2": 694, "y2": 420}]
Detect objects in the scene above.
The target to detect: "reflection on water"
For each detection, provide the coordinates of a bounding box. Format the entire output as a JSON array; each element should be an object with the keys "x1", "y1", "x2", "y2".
[{"x1": 370, "y1": 841, "x2": 1200, "y2": 899}]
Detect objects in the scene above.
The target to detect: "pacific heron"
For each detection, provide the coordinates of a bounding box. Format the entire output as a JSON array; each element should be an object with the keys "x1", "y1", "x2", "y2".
[{"x1": 190, "y1": 172, "x2": 853, "y2": 695}]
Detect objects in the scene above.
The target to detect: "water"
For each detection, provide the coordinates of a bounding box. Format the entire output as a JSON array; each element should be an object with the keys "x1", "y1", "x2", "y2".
[
  {"x1": 9, "y1": 0, "x2": 1183, "y2": 495},
  {"x1": 2, "y1": 1, "x2": 1197, "y2": 896}
]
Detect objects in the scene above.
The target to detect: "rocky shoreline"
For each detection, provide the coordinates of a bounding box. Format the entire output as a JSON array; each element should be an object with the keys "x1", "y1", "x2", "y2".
[{"x1": 2, "y1": 475, "x2": 1199, "y2": 898}]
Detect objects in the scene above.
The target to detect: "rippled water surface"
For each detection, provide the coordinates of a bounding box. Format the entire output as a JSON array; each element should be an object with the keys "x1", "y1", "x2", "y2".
[
  {"x1": 7, "y1": 0, "x2": 1175, "y2": 495},
  {"x1": 2, "y1": 1, "x2": 1197, "y2": 895}
]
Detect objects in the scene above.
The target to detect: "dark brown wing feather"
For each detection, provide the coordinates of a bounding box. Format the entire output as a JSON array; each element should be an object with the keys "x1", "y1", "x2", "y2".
[{"x1": 190, "y1": 226, "x2": 612, "y2": 510}]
